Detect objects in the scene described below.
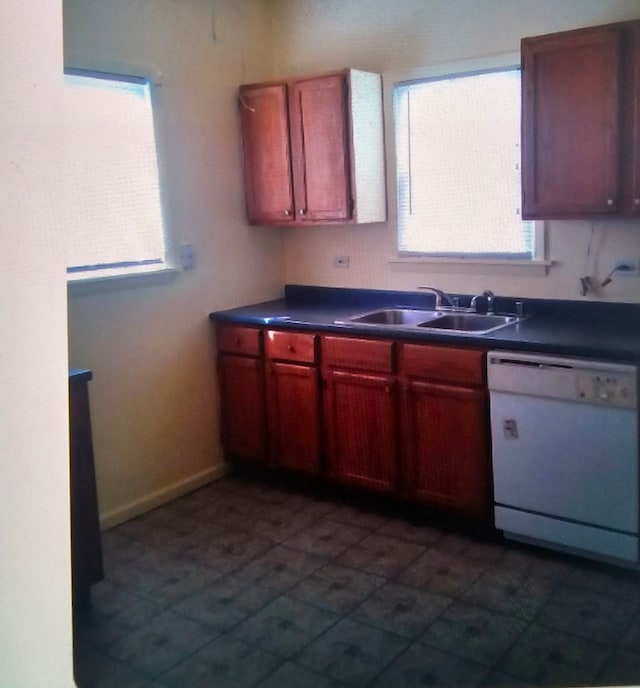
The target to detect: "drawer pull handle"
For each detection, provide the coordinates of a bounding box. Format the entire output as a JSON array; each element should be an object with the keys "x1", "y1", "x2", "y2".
[{"x1": 287, "y1": 344, "x2": 295, "y2": 353}]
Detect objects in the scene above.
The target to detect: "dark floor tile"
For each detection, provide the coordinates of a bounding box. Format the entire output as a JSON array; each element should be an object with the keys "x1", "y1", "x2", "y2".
[
  {"x1": 75, "y1": 642, "x2": 160, "y2": 688},
  {"x1": 334, "y1": 533, "x2": 425, "y2": 579},
  {"x1": 229, "y1": 594, "x2": 339, "y2": 658},
  {"x1": 282, "y1": 492, "x2": 339, "y2": 517},
  {"x1": 325, "y1": 503, "x2": 390, "y2": 530},
  {"x1": 368, "y1": 643, "x2": 489, "y2": 688},
  {"x1": 498, "y1": 623, "x2": 610, "y2": 687},
  {"x1": 480, "y1": 670, "x2": 537, "y2": 687},
  {"x1": 252, "y1": 505, "x2": 315, "y2": 543},
  {"x1": 255, "y1": 661, "x2": 347, "y2": 688},
  {"x1": 461, "y1": 539, "x2": 507, "y2": 564},
  {"x1": 157, "y1": 635, "x2": 283, "y2": 688},
  {"x1": 108, "y1": 610, "x2": 219, "y2": 677},
  {"x1": 234, "y1": 544, "x2": 326, "y2": 592},
  {"x1": 377, "y1": 518, "x2": 444, "y2": 547},
  {"x1": 192, "y1": 494, "x2": 270, "y2": 523},
  {"x1": 350, "y1": 581, "x2": 452, "y2": 639},
  {"x1": 101, "y1": 529, "x2": 149, "y2": 565},
  {"x1": 235, "y1": 480, "x2": 292, "y2": 505},
  {"x1": 420, "y1": 601, "x2": 528, "y2": 667},
  {"x1": 398, "y1": 548, "x2": 489, "y2": 598},
  {"x1": 107, "y1": 548, "x2": 220, "y2": 600},
  {"x1": 593, "y1": 648, "x2": 640, "y2": 687},
  {"x1": 621, "y1": 609, "x2": 640, "y2": 653},
  {"x1": 498, "y1": 546, "x2": 575, "y2": 583},
  {"x1": 171, "y1": 576, "x2": 279, "y2": 632},
  {"x1": 462, "y1": 566, "x2": 557, "y2": 621},
  {"x1": 75, "y1": 582, "x2": 165, "y2": 648},
  {"x1": 284, "y1": 518, "x2": 369, "y2": 558},
  {"x1": 536, "y1": 583, "x2": 639, "y2": 645},
  {"x1": 288, "y1": 562, "x2": 385, "y2": 614},
  {"x1": 296, "y1": 617, "x2": 409, "y2": 687},
  {"x1": 567, "y1": 563, "x2": 640, "y2": 602},
  {"x1": 185, "y1": 534, "x2": 272, "y2": 575}
]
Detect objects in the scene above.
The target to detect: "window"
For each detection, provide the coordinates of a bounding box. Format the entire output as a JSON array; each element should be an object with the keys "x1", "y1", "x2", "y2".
[
  {"x1": 394, "y1": 66, "x2": 541, "y2": 261},
  {"x1": 63, "y1": 69, "x2": 169, "y2": 281}
]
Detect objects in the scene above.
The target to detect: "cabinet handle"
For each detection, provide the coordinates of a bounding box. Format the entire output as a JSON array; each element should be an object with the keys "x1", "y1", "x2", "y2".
[
  {"x1": 287, "y1": 344, "x2": 295, "y2": 353},
  {"x1": 634, "y1": 199, "x2": 640, "y2": 206},
  {"x1": 235, "y1": 337, "x2": 242, "y2": 347},
  {"x1": 385, "y1": 385, "x2": 391, "y2": 394},
  {"x1": 299, "y1": 208, "x2": 306, "y2": 216},
  {"x1": 607, "y1": 199, "x2": 614, "y2": 206},
  {"x1": 284, "y1": 209, "x2": 291, "y2": 216}
]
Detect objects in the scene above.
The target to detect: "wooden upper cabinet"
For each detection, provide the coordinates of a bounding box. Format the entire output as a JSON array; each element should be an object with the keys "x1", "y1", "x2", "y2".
[
  {"x1": 521, "y1": 21, "x2": 640, "y2": 219},
  {"x1": 239, "y1": 83, "x2": 294, "y2": 224},
  {"x1": 238, "y1": 70, "x2": 386, "y2": 226},
  {"x1": 289, "y1": 75, "x2": 351, "y2": 221}
]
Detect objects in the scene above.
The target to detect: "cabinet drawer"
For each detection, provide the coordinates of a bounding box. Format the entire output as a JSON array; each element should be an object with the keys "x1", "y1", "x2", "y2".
[
  {"x1": 402, "y1": 344, "x2": 485, "y2": 386},
  {"x1": 217, "y1": 325, "x2": 261, "y2": 356},
  {"x1": 266, "y1": 330, "x2": 316, "y2": 363},
  {"x1": 322, "y1": 336, "x2": 394, "y2": 373}
]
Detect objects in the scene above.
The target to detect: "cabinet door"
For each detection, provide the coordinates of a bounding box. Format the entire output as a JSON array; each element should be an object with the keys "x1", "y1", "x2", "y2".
[
  {"x1": 218, "y1": 354, "x2": 267, "y2": 462},
  {"x1": 289, "y1": 74, "x2": 352, "y2": 221},
  {"x1": 522, "y1": 27, "x2": 621, "y2": 218},
  {"x1": 630, "y1": 23, "x2": 640, "y2": 213},
  {"x1": 324, "y1": 370, "x2": 397, "y2": 492},
  {"x1": 239, "y1": 83, "x2": 294, "y2": 224},
  {"x1": 403, "y1": 380, "x2": 488, "y2": 516},
  {"x1": 267, "y1": 362, "x2": 322, "y2": 474}
]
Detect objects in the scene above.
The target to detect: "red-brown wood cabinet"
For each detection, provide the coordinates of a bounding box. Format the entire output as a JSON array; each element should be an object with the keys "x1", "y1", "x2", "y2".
[
  {"x1": 215, "y1": 323, "x2": 490, "y2": 517},
  {"x1": 216, "y1": 324, "x2": 267, "y2": 463},
  {"x1": 238, "y1": 69, "x2": 386, "y2": 226},
  {"x1": 322, "y1": 336, "x2": 399, "y2": 493},
  {"x1": 522, "y1": 20, "x2": 640, "y2": 218},
  {"x1": 265, "y1": 330, "x2": 322, "y2": 474},
  {"x1": 401, "y1": 344, "x2": 489, "y2": 517}
]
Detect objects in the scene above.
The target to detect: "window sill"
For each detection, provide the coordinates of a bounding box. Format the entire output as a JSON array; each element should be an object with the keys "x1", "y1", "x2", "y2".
[
  {"x1": 388, "y1": 256, "x2": 552, "y2": 276},
  {"x1": 67, "y1": 264, "x2": 179, "y2": 295}
]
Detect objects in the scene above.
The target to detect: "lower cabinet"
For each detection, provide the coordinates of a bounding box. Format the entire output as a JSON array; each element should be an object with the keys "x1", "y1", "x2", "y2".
[
  {"x1": 216, "y1": 325, "x2": 268, "y2": 463},
  {"x1": 322, "y1": 335, "x2": 398, "y2": 492},
  {"x1": 215, "y1": 323, "x2": 490, "y2": 517},
  {"x1": 401, "y1": 344, "x2": 489, "y2": 516},
  {"x1": 265, "y1": 330, "x2": 322, "y2": 474}
]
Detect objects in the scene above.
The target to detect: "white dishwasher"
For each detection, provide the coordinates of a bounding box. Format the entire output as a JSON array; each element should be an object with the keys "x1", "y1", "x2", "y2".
[{"x1": 488, "y1": 350, "x2": 639, "y2": 565}]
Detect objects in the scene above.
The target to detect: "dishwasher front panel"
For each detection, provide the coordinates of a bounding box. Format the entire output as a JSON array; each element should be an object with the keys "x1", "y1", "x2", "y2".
[{"x1": 491, "y1": 391, "x2": 638, "y2": 534}]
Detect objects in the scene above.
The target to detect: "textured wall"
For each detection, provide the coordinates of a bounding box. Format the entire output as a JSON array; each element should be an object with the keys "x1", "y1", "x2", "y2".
[
  {"x1": 273, "y1": 0, "x2": 640, "y2": 302},
  {"x1": 65, "y1": 0, "x2": 284, "y2": 525},
  {"x1": 0, "y1": 1, "x2": 74, "y2": 685}
]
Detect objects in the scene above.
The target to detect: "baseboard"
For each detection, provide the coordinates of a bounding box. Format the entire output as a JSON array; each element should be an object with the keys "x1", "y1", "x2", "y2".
[{"x1": 99, "y1": 463, "x2": 232, "y2": 530}]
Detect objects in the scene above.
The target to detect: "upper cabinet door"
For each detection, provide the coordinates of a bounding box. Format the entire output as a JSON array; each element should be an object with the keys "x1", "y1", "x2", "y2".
[
  {"x1": 522, "y1": 26, "x2": 622, "y2": 218},
  {"x1": 239, "y1": 83, "x2": 294, "y2": 224},
  {"x1": 289, "y1": 74, "x2": 352, "y2": 222}
]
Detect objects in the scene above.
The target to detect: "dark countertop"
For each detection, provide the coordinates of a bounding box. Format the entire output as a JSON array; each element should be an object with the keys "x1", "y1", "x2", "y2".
[
  {"x1": 69, "y1": 368, "x2": 92, "y2": 384},
  {"x1": 210, "y1": 285, "x2": 640, "y2": 362}
]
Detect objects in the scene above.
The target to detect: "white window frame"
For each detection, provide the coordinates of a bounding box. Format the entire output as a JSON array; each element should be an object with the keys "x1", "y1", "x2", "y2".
[
  {"x1": 63, "y1": 66, "x2": 177, "y2": 285},
  {"x1": 388, "y1": 54, "x2": 549, "y2": 275}
]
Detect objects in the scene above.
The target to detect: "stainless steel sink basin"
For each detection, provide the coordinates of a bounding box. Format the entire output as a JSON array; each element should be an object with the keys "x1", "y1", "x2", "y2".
[
  {"x1": 418, "y1": 313, "x2": 521, "y2": 334},
  {"x1": 344, "y1": 308, "x2": 441, "y2": 326},
  {"x1": 336, "y1": 307, "x2": 524, "y2": 334}
]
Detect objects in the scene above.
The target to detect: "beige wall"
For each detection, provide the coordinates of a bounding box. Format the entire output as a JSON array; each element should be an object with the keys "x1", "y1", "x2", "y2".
[
  {"x1": 0, "y1": 1, "x2": 75, "y2": 685},
  {"x1": 273, "y1": 0, "x2": 640, "y2": 303},
  {"x1": 65, "y1": 0, "x2": 284, "y2": 526}
]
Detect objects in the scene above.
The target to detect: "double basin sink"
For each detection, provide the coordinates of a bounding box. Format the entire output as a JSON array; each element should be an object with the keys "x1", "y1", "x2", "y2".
[{"x1": 336, "y1": 308, "x2": 524, "y2": 335}]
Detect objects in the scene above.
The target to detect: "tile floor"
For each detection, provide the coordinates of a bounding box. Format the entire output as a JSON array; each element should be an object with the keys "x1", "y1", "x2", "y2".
[{"x1": 74, "y1": 471, "x2": 640, "y2": 688}]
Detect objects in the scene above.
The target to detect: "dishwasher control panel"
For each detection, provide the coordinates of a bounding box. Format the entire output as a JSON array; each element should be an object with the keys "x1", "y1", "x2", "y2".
[
  {"x1": 576, "y1": 373, "x2": 635, "y2": 406},
  {"x1": 488, "y1": 351, "x2": 638, "y2": 410}
]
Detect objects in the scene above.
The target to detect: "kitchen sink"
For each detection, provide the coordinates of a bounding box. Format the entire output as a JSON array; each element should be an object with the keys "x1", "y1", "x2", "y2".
[
  {"x1": 418, "y1": 313, "x2": 521, "y2": 334},
  {"x1": 344, "y1": 308, "x2": 441, "y2": 326},
  {"x1": 337, "y1": 308, "x2": 524, "y2": 334}
]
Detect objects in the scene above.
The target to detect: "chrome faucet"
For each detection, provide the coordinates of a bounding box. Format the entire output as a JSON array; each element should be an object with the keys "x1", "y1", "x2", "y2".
[
  {"x1": 471, "y1": 290, "x2": 495, "y2": 314},
  {"x1": 418, "y1": 286, "x2": 458, "y2": 310}
]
